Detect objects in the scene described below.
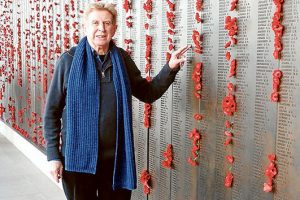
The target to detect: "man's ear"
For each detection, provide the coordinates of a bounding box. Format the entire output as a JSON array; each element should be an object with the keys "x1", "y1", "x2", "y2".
[
  {"x1": 82, "y1": 23, "x2": 86, "y2": 34},
  {"x1": 113, "y1": 24, "x2": 118, "y2": 35},
  {"x1": 82, "y1": 18, "x2": 87, "y2": 34}
]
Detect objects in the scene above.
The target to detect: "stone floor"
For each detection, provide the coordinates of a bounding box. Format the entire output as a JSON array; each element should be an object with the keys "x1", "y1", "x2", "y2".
[{"x1": 0, "y1": 134, "x2": 65, "y2": 200}]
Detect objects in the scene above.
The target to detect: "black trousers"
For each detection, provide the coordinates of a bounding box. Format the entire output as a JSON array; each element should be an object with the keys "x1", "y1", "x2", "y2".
[{"x1": 62, "y1": 158, "x2": 131, "y2": 200}]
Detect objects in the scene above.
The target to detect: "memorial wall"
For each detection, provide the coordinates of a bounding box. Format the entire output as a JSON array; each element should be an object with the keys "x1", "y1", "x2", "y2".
[{"x1": 0, "y1": 0, "x2": 299, "y2": 199}]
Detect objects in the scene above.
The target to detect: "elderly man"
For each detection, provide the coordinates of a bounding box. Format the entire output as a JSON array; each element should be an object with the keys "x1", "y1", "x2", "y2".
[{"x1": 43, "y1": 2, "x2": 190, "y2": 200}]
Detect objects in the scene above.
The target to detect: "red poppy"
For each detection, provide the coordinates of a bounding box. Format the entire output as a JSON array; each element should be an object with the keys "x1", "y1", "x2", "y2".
[
  {"x1": 143, "y1": 0, "x2": 152, "y2": 13},
  {"x1": 225, "y1": 16, "x2": 238, "y2": 37},
  {"x1": 195, "y1": 12, "x2": 202, "y2": 23},
  {"x1": 188, "y1": 128, "x2": 201, "y2": 166},
  {"x1": 225, "y1": 51, "x2": 231, "y2": 61},
  {"x1": 196, "y1": 0, "x2": 203, "y2": 11},
  {"x1": 192, "y1": 30, "x2": 202, "y2": 54},
  {"x1": 270, "y1": 92, "x2": 279, "y2": 102},
  {"x1": 268, "y1": 154, "x2": 276, "y2": 161},
  {"x1": 193, "y1": 113, "x2": 203, "y2": 121},
  {"x1": 126, "y1": 21, "x2": 133, "y2": 28},
  {"x1": 263, "y1": 182, "x2": 273, "y2": 192},
  {"x1": 166, "y1": 11, "x2": 175, "y2": 20},
  {"x1": 192, "y1": 142, "x2": 200, "y2": 152},
  {"x1": 143, "y1": 186, "x2": 150, "y2": 194},
  {"x1": 230, "y1": 0, "x2": 238, "y2": 11},
  {"x1": 194, "y1": 83, "x2": 202, "y2": 91},
  {"x1": 273, "y1": 82, "x2": 280, "y2": 92},
  {"x1": 222, "y1": 94, "x2": 237, "y2": 116},
  {"x1": 195, "y1": 62, "x2": 202, "y2": 70},
  {"x1": 263, "y1": 153, "x2": 278, "y2": 192},
  {"x1": 123, "y1": 0, "x2": 131, "y2": 13},
  {"x1": 146, "y1": 76, "x2": 152, "y2": 82},
  {"x1": 143, "y1": 117, "x2": 149, "y2": 125},
  {"x1": 192, "y1": 73, "x2": 201, "y2": 82},
  {"x1": 224, "y1": 138, "x2": 232, "y2": 146},
  {"x1": 168, "y1": 29, "x2": 175, "y2": 35},
  {"x1": 231, "y1": 37, "x2": 237, "y2": 45},
  {"x1": 194, "y1": 91, "x2": 201, "y2": 99},
  {"x1": 276, "y1": 3, "x2": 282, "y2": 12},
  {"x1": 225, "y1": 120, "x2": 232, "y2": 129},
  {"x1": 273, "y1": 70, "x2": 282, "y2": 79},
  {"x1": 166, "y1": 0, "x2": 175, "y2": 11},
  {"x1": 189, "y1": 128, "x2": 199, "y2": 139},
  {"x1": 226, "y1": 155, "x2": 234, "y2": 164},
  {"x1": 140, "y1": 170, "x2": 151, "y2": 194},
  {"x1": 162, "y1": 160, "x2": 172, "y2": 168},
  {"x1": 224, "y1": 131, "x2": 232, "y2": 137},
  {"x1": 140, "y1": 170, "x2": 151, "y2": 184},
  {"x1": 224, "y1": 172, "x2": 233, "y2": 187},
  {"x1": 169, "y1": 44, "x2": 175, "y2": 51},
  {"x1": 0, "y1": 104, "x2": 5, "y2": 118},
  {"x1": 188, "y1": 157, "x2": 199, "y2": 166},
  {"x1": 225, "y1": 41, "x2": 231, "y2": 48},
  {"x1": 265, "y1": 167, "x2": 277, "y2": 178},
  {"x1": 166, "y1": 52, "x2": 171, "y2": 61},
  {"x1": 162, "y1": 144, "x2": 173, "y2": 169},
  {"x1": 227, "y1": 82, "x2": 235, "y2": 93}
]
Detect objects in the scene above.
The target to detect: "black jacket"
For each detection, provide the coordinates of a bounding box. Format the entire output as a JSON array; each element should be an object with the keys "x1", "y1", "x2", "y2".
[{"x1": 43, "y1": 45, "x2": 179, "y2": 162}]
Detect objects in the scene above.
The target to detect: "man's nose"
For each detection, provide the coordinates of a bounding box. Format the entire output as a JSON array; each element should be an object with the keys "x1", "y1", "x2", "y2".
[{"x1": 98, "y1": 23, "x2": 105, "y2": 32}]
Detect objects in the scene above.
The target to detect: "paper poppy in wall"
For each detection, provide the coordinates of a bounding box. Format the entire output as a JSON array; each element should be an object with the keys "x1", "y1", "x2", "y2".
[
  {"x1": 225, "y1": 51, "x2": 231, "y2": 61},
  {"x1": 222, "y1": 94, "x2": 237, "y2": 116},
  {"x1": 225, "y1": 120, "x2": 232, "y2": 129},
  {"x1": 229, "y1": 59, "x2": 237, "y2": 77},
  {"x1": 192, "y1": 30, "x2": 202, "y2": 54},
  {"x1": 227, "y1": 82, "x2": 235, "y2": 93},
  {"x1": 270, "y1": 69, "x2": 283, "y2": 102},
  {"x1": 271, "y1": 0, "x2": 284, "y2": 59},
  {"x1": 226, "y1": 155, "x2": 234, "y2": 164},
  {"x1": 166, "y1": 0, "x2": 175, "y2": 11},
  {"x1": 187, "y1": 128, "x2": 201, "y2": 166},
  {"x1": 195, "y1": 0, "x2": 203, "y2": 11},
  {"x1": 224, "y1": 171, "x2": 233, "y2": 187},
  {"x1": 143, "y1": 103, "x2": 151, "y2": 128},
  {"x1": 229, "y1": 0, "x2": 238, "y2": 11},
  {"x1": 193, "y1": 113, "x2": 203, "y2": 121},
  {"x1": 162, "y1": 144, "x2": 173, "y2": 169},
  {"x1": 0, "y1": 104, "x2": 5, "y2": 118},
  {"x1": 140, "y1": 170, "x2": 151, "y2": 194},
  {"x1": 195, "y1": 12, "x2": 202, "y2": 23},
  {"x1": 123, "y1": 0, "x2": 131, "y2": 13},
  {"x1": 225, "y1": 41, "x2": 231, "y2": 48},
  {"x1": 264, "y1": 154, "x2": 277, "y2": 192},
  {"x1": 143, "y1": 0, "x2": 152, "y2": 13}
]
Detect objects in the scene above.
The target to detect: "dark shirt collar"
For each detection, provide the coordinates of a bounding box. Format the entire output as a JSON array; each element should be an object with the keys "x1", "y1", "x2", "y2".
[
  {"x1": 89, "y1": 41, "x2": 115, "y2": 59},
  {"x1": 88, "y1": 41, "x2": 114, "y2": 70}
]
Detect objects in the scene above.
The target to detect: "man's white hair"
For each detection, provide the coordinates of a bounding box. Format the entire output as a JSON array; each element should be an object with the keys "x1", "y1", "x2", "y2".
[{"x1": 83, "y1": 2, "x2": 118, "y2": 24}]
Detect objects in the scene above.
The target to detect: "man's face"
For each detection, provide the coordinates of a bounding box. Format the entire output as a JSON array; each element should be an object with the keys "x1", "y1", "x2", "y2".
[{"x1": 84, "y1": 9, "x2": 117, "y2": 51}]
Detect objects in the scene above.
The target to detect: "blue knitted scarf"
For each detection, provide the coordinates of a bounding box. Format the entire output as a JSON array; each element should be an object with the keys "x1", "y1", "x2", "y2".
[{"x1": 65, "y1": 36, "x2": 136, "y2": 190}]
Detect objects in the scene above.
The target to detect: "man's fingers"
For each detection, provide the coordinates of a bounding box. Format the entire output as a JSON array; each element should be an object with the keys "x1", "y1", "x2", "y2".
[
  {"x1": 51, "y1": 170, "x2": 59, "y2": 183},
  {"x1": 174, "y1": 46, "x2": 188, "y2": 56},
  {"x1": 168, "y1": 45, "x2": 191, "y2": 69},
  {"x1": 174, "y1": 45, "x2": 192, "y2": 57},
  {"x1": 59, "y1": 166, "x2": 63, "y2": 179},
  {"x1": 54, "y1": 175, "x2": 59, "y2": 183},
  {"x1": 49, "y1": 161, "x2": 63, "y2": 183},
  {"x1": 178, "y1": 57, "x2": 187, "y2": 67},
  {"x1": 179, "y1": 45, "x2": 192, "y2": 56}
]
